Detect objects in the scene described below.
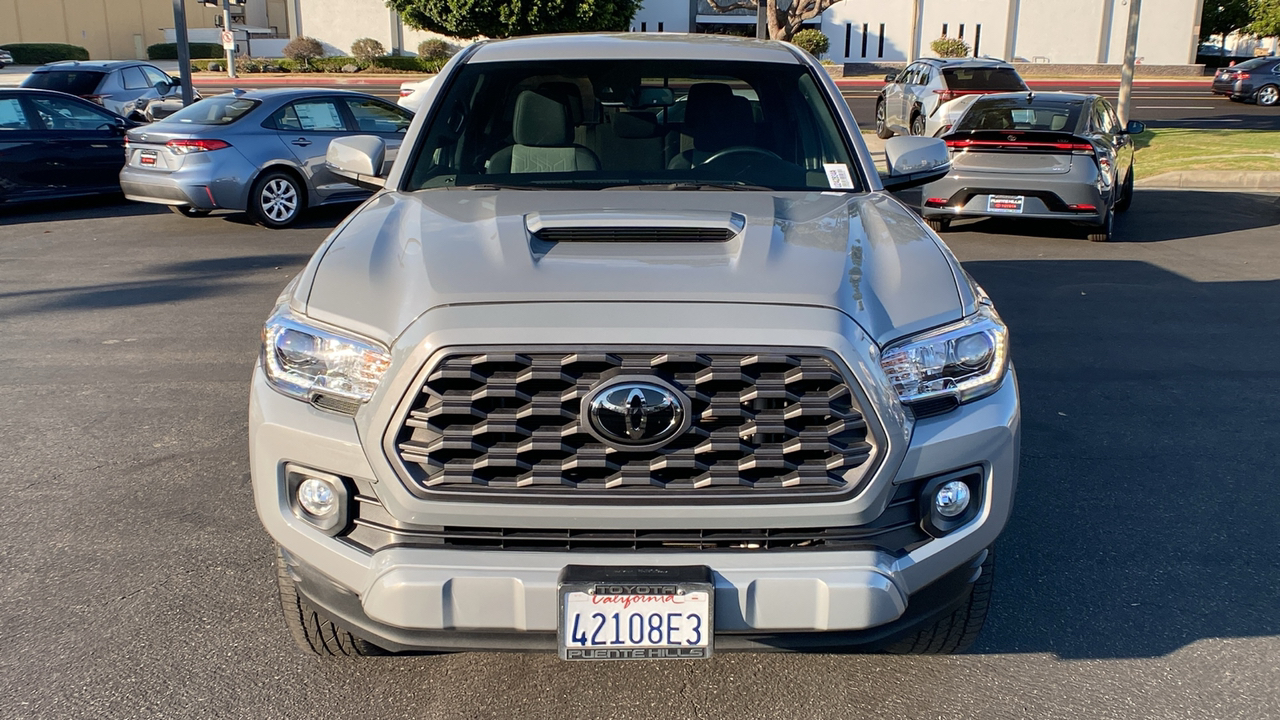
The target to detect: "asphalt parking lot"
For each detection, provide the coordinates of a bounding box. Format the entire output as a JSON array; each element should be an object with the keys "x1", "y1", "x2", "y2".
[{"x1": 2, "y1": 190, "x2": 1278, "y2": 719}]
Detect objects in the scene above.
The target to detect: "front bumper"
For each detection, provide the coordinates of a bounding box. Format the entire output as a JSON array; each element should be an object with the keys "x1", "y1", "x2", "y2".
[{"x1": 251, "y1": 303, "x2": 1020, "y2": 648}]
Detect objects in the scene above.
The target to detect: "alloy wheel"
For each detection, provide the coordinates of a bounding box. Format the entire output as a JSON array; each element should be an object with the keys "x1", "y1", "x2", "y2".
[
  {"x1": 260, "y1": 178, "x2": 299, "y2": 223},
  {"x1": 1258, "y1": 85, "x2": 1279, "y2": 107}
]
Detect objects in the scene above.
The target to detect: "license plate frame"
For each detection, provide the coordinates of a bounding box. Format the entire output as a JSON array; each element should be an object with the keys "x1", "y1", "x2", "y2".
[
  {"x1": 987, "y1": 194, "x2": 1025, "y2": 213},
  {"x1": 557, "y1": 565, "x2": 714, "y2": 661},
  {"x1": 139, "y1": 150, "x2": 157, "y2": 167}
]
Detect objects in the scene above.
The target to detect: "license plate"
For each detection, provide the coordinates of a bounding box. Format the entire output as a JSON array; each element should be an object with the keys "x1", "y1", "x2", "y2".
[
  {"x1": 139, "y1": 150, "x2": 157, "y2": 166},
  {"x1": 988, "y1": 194, "x2": 1024, "y2": 213},
  {"x1": 558, "y1": 565, "x2": 713, "y2": 661}
]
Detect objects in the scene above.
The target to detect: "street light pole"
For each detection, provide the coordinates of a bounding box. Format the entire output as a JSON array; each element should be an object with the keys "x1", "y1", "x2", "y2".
[
  {"x1": 223, "y1": 0, "x2": 237, "y2": 79},
  {"x1": 172, "y1": 0, "x2": 194, "y2": 105},
  {"x1": 756, "y1": 0, "x2": 767, "y2": 39},
  {"x1": 1116, "y1": 0, "x2": 1142, "y2": 126}
]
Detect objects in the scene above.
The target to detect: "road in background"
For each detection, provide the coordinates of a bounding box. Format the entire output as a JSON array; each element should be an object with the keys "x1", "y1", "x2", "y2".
[{"x1": 1, "y1": 190, "x2": 1278, "y2": 719}]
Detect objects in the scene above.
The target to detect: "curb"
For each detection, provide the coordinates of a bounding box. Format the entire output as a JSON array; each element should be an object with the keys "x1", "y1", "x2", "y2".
[
  {"x1": 1136, "y1": 171, "x2": 1280, "y2": 190},
  {"x1": 192, "y1": 74, "x2": 426, "y2": 86}
]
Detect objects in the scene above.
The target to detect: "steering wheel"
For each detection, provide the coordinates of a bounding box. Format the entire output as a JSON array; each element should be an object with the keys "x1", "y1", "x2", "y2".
[{"x1": 697, "y1": 146, "x2": 782, "y2": 167}]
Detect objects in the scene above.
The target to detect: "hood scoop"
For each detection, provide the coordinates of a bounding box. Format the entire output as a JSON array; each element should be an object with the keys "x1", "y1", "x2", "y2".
[{"x1": 525, "y1": 210, "x2": 745, "y2": 243}]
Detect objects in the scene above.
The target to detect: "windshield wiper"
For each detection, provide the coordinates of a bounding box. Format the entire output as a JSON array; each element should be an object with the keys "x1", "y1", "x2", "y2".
[
  {"x1": 452, "y1": 183, "x2": 553, "y2": 191},
  {"x1": 602, "y1": 181, "x2": 774, "y2": 192}
]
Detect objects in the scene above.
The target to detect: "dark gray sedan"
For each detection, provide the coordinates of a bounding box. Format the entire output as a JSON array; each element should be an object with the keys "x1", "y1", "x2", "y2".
[
  {"x1": 1210, "y1": 57, "x2": 1280, "y2": 106},
  {"x1": 119, "y1": 88, "x2": 412, "y2": 227},
  {"x1": 918, "y1": 92, "x2": 1144, "y2": 242}
]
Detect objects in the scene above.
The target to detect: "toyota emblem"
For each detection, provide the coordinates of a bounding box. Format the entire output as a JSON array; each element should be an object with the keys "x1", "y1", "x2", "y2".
[{"x1": 585, "y1": 380, "x2": 687, "y2": 448}]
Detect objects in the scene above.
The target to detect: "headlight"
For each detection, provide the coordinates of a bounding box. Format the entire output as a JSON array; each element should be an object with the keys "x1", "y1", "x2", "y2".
[
  {"x1": 261, "y1": 306, "x2": 391, "y2": 411},
  {"x1": 879, "y1": 302, "x2": 1009, "y2": 409}
]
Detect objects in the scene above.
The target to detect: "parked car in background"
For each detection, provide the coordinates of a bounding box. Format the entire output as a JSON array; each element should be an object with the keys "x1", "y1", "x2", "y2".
[
  {"x1": 920, "y1": 92, "x2": 1142, "y2": 242},
  {"x1": 397, "y1": 77, "x2": 436, "y2": 112},
  {"x1": 1210, "y1": 57, "x2": 1280, "y2": 106},
  {"x1": 20, "y1": 60, "x2": 200, "y2": 121},
  {"x1": 119, "y1": 88, "x2": 413, "y2": 227},
  {"x1": 0, "y1": 88, "x2": 138, "y2": 205},
  {"x1": 0, "y1": 49, "x2": 13, "y2": 69},
  {"x1": 877, "y1": 58, "x2": 1028, "y2": 139}
]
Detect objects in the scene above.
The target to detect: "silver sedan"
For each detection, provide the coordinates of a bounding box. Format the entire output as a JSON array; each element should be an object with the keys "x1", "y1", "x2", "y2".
[{"x1": 120, "y1": 88, "x2": 412, "y2": 227}]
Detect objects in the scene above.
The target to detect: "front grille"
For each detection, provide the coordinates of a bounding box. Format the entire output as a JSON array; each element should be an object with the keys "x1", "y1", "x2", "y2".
[
  {"x1": 533, "y1": 226, "x2": 736, "y2": 243},
  {"x1": 387, "y1": 349, "x2": 876, "y2": 501},
  {"x1": 342, "y1": 480, "x2": 926, "y2": 553}
]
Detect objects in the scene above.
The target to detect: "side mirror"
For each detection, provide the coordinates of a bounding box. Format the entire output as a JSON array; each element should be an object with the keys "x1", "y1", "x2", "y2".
[
  {"x1": 879, "y1": 136, "x2": 951, "y2": 191},
  {"x1": 1124, "y1": 120, "x2": 1146, "y2": 134},
  {"x1": 884, "y1": 72, "x2": 898, "y2": 83},
  {"x1": 326, "y1": 135, "x2": 387, "y2": 190}
]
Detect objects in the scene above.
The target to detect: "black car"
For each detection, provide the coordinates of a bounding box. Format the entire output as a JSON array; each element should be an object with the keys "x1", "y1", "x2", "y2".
[
  {"x1": 1210, "y1": 57, "x2": 1280, "y2": 106},
  {"x1": 20, "y1": 60, "x2": 199, "y2": 121},
  {"x1": 0, "y1": 88, "x2": 138, "y2": 205}
]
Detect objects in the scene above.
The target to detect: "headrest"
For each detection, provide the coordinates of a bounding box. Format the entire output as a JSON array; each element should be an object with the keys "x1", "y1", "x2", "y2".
[
  {"x1": 513, "y1": 90, "x2": 570, "y2": 147},
  {"x1": 613, "y1": 111, "x2": 661, "y2": 139},
  {"x1": 1050, "y1": 114, "x2": 1067, "y2": 131},
  {"x1": 683, "y1": 83, "x2": 735, "y2": 133},
  {"x1": 536, "y1": 82, "x2": 583, "y2": 126}
]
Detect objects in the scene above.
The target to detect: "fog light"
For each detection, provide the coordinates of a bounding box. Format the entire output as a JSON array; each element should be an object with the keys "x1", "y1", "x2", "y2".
[
  {"x1": 934, "y1": 480, "x2": 971, "y2": 518},
  {"x1": 297, "y1": 477, "x2": 337, "y2": 518}
]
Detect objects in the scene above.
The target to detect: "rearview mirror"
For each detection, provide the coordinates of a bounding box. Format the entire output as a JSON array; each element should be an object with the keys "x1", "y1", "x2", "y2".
[
  {"x1": 879, "y1": 136, "x2": 951, "y2": 192},
  {"x1": 1124, "y1": 120, "x2": 1146, "y2": 134},
  {"x1": 326, "y1": 135, "x2": 387, "y2": 190}
]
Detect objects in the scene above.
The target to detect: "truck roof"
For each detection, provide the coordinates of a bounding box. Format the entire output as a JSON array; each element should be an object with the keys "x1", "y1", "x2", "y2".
[{"x1": 468, "y1": 33, "x2": 805, "y2": 65}]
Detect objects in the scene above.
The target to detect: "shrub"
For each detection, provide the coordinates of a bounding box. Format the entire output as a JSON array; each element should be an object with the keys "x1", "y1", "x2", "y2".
[
  {"x1": 0, "y1": 42, "x2": 90, "y2": 64},
  {"x1": 931, "y1": 36, "x2": 970, "y2": 58},
  {"x1": 371, "y1": 55, "x2": 446, "y2": 72},
  {"x1": 282, "y1": 36, "x2": 325, "y2": 67},
  {"x1": 235, "y1": 56, "x2": 267, "y2": 73},
  {"x1": 417, "y1": 38, "x2": 453, "y2": 61},
  {"x1": 350, "y1": 37, "x2": 386, "y2": 62},
  {"x1": 791, "y1": 29, "x2": 829, "y2": 59},
  {"x1": 147, "y1": 42, "x2": 223, "y2": 60}
]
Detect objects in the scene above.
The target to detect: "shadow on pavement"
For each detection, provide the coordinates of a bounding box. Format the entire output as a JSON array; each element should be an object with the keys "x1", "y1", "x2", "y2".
[
  {"x1": 965, "y1": 258, "x2": 1280, "y2": 659},
  {"x1": 935, "y1": 190, "x2": 1280, "y2": 244},
  {"x1": 0, "y1": 195, "x2": 166, "y2": 225},
  {"x1": 0, "y1": 253, "x2": 310, "y2": 316}
]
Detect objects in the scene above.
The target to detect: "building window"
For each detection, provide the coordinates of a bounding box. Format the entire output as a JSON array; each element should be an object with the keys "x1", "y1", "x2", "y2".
[
  {"x1": 658, "y1": 21, "x2": 664, "y2": 32},
  {"x1": 878, "y1": 23, "x2": 885, "y2": 58},
  {"x1": 845, "y1": 24, "x2": 852, "y2": 58},
  {"x1": 861, "y1": 23, "x2": 869, "y2": 58},
  {"x1": 942, "y1": 23, "x2": 948, "y2": 37},
  {"x1": 959, "y1": 23, "x2": 965, "y2": 39},
  {"x1": 641, "y1": 22, "x2": 647, "y2": 32},
  {"x1": 974, "y1": 24, "x2": 982, "y2": 55}
]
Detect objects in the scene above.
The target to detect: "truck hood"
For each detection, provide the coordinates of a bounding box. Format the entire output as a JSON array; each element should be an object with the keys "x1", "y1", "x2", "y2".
[{"x1": 302, "y1": 190, "x2": 968, "y2": 347}]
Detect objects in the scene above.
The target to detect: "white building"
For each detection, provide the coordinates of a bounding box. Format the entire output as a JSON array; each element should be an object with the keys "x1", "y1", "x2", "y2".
[{"x1": 284, "y1": 0, "x2": 1205, "y2": 67}]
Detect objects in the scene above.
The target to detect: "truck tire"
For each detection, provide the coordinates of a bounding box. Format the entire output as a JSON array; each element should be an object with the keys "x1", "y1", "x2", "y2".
[
  {"x1": 925, "y1": 217, "x2": 950, "y2": 233},
  {"x1": 884, "y1": 547, "x2": 994, "y2": 655},
  {"x1": 275, "y1": 547, "x2": 387, "y2": 657}
]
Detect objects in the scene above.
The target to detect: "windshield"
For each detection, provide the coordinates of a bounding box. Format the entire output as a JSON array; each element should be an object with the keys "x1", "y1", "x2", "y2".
[
  {"x1": 162, "y1": 96, "x2": 259, "y2": 125},
  {"x1": 942, "y1": 67, "x2": 1027, "y2": 91},
  {"x1": 24, "y1": 70, "x2": 106, "y2": 96},
  {"x1": 955, "y1": 99, "x2": 1082, "y2": 132},
  {"x1": 403, "y1": 59, "x2": 863, "y2": 192}
]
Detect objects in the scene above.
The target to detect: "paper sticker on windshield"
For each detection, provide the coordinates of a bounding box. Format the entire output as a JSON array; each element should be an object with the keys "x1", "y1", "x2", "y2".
[{"x1": 824, "y1": 163, "x2": 855, "y2": 189}]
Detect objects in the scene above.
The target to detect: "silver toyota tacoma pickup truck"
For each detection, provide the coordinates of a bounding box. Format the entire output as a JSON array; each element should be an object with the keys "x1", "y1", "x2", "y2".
[{"x1": 251, "y1": 33, "x2": 1019, "y2": 659}]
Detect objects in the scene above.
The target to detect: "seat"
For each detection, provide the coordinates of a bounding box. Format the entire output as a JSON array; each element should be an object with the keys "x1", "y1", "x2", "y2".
[
  {"x1": 1049, "y1": 114, "x2": 1068, "y2": 131},
  {"x1": 667, "y1": 83, "x2": 758, "y2": 170},
  {"x1": 487, "y1": 90, "x2": 600, "y2": 174}
]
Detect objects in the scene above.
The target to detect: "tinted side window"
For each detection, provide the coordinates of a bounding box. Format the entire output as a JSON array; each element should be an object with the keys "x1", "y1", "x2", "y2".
[
  {"x1": 271, "y1": 99, "x2": 347, "y2": 131},
  {"x1": 943, "y1": 67, "x2": 1027, "y2": 91},
  {"x1": 0, "y1": 97, "x2": 34, "y2": 130},
  {"x1": 141, "y1": 66, "x2": 170, "y2": 88},
  {"x1": 343, "y1": 98, "x2": 412, "y2": 132},
  {"x1": 23, "y1": 71, "x2": 106, "y2": 96},
  {"x1": 122, "y1": 67, "x2": 149, "y2": 90},
  {"x1": 27, "y1": 95, "x2": 115, "y2": 130}
]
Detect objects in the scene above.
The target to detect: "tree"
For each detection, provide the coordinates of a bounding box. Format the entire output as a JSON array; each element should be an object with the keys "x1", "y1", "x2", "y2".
[
  {"x1": 791, "y1": 28, "x2": 829, "y2": 57},
  {"x1": 931, "y1": 36, "x2": 969, "y2": 58},
  {"x1": 1200, "y1": 0, "x2": 1252, "y2": 41},
  {"x1": 704, "y1": 0, "x2": 841, "y2": 42},
  {"x1": 1249, "y1": 0, "x2": 1280, "y2": 37},
  {"x1": 386, "y1": 0, "x2": 641, "y2": 39},
  {"x1": 283, "y1": 36, "x2": 324, "y2": 69}
]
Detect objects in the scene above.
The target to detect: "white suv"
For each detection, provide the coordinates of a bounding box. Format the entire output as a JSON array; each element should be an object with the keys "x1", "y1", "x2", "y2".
[{"x1": 876, "y1": 58, "x2": 1028, "y2": 139}]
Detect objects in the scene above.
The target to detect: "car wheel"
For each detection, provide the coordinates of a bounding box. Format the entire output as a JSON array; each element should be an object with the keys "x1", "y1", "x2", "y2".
[
  {"x1": 910, "y1": 112, "x2": 926, "y2": 137},
  {"x1": 875, "y1": 100, "x2": 894, "y2": 139},
  {"x1": 169, "y1": 205, "x2": 211, "y2": 218},
  {"x1": 925, "y1": 217, "x2": 950, "y2": 233},
  {"x1": 276, "y1": 546, "x2": 388, "y2": 657},
  {"x1": 1257, "y1": 84, "x2": 1280, "y2": 107},
  {"x1": 250, "y1": 170, "x2": 304, "y2": 228},
  {"x1": 1087, "y1": 207, "x2": 1114, "y2": 242},
  {"x1": 1113, "y1": 170, "x2": 1134, "y2": 213},
  {"x1": 884, "y1": 547, "x2": 994, "y2": 655}
]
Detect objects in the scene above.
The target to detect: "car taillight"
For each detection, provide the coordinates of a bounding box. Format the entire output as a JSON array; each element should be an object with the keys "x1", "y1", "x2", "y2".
[
  {"x1": 399, "y1": 89, "x2": 413, "y2": 97},
  {"x1": 1237, "y1": 72, "x2": 1251, "y2": 80},
  {"x1": 1068, "y1": 204, "x2": 1097, "y2": 212},
  {"x1": 933, "y1": 89, "x2": 956, "y2": 103},
  {"x1": 166, "y1": 138, "x2": 231, "y2": 154},
  {"x1": 925, "y1": 197, "x2": 949, "y2": 208},
  {"x1": 945, "y1": 138, "x2": 1095, "y2": 155}
]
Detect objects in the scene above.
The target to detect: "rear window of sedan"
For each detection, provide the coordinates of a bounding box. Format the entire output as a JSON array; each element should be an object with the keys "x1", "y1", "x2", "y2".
[
  {"x1": 162, "y1": 96, "x2": 259, "y2": 125},
  {"x1": 23, "y1": 70, "x2": 106, "y2": 96},
  {"x1": 955, "y1": 100, "x2": 1082, "y2": 132},
  {"x1": 943, "y1": 67, "x2": 1027, "y2": 91}
]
